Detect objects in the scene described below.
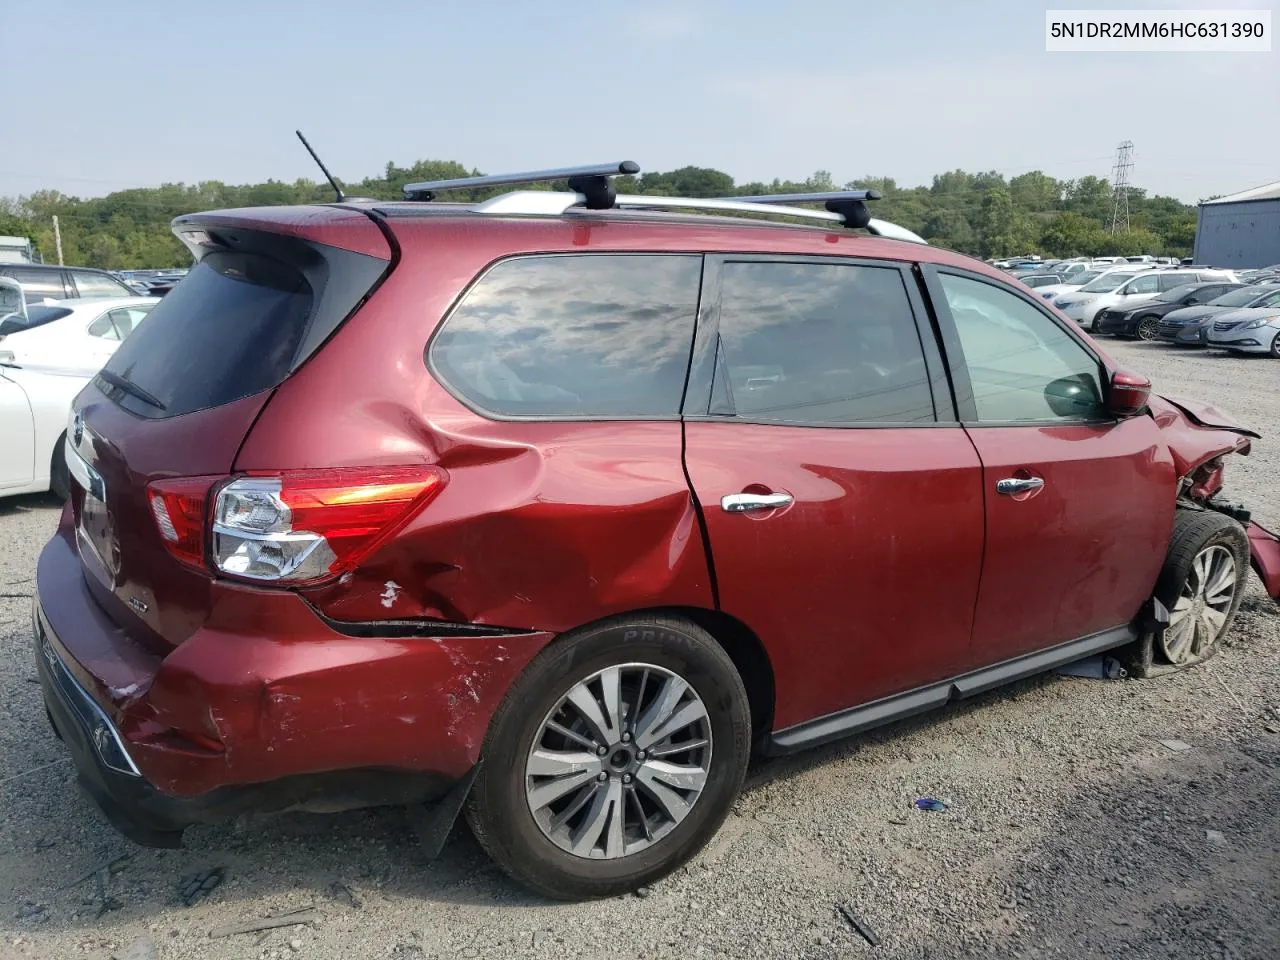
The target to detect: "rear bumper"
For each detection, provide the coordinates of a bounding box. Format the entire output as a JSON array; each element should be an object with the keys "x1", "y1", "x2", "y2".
[
  {"x1": 1247, "y1": 522, "x2": 1280, "y2": 601},
  {"x1": 34, "y1": 527, "x2": 553, "y2": 840}
]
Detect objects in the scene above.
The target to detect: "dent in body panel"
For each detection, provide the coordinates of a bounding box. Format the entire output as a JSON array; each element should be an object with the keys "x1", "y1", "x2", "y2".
[
  {"x1": 1148, "y1": 395, "x2": 1254, "y2": 478},
  {"x1": 300, "y1": 413, "x2": 712, "y2": 633}
]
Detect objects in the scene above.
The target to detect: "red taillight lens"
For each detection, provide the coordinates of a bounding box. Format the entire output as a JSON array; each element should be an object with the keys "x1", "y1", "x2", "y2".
[
  {"x1": 147, "y1": 477, "x2": 215, "y2": 571},
  {"x1": 212, "y1": 465, "x2": 448, "y2": 584}
]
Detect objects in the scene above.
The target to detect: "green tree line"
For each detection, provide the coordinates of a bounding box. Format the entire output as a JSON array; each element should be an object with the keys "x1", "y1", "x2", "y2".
[{"x1": 0, "y1": 161, "x2": 1198, "y2": 270}]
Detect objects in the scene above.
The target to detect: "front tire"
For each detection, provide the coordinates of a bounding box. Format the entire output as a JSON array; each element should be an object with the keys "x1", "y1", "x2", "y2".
[
  {"x1": 1152, "y1": 510, "x2": 1248, "y2": 669},
  {"x1": 1136, "y1": 315, "x2": 1160, "y2": 341},
  {"x1": 1271, "y1": 330, "x2": 1280, "y2": 358},
  {"x1": 466, "y1": 615, "x2": 751, "y2": 900}
]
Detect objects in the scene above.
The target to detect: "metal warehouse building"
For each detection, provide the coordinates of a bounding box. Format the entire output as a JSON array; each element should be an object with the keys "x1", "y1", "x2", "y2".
[{"x1": 1193, "y1": 180, "x2": 1280, "y2": 269}]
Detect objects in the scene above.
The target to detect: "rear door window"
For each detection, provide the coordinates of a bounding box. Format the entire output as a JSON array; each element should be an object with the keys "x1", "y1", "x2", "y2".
[
  {"x1": 710, "y1": 260, "x2": 936, "y2": 425},
  {"x1": 3, "y1": 267, "x2": 67, "y2": 301},
  {"x1": 430, "y1": 254, "x2": 702, "y2": 419}
]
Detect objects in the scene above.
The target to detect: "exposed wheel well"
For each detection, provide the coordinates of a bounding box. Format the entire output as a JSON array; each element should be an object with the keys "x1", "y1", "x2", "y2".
[
  {"x1": 658, "y1": 606, "x2": 776, "y2": 745},
  {"x1": 528, "y1": 606, "x2": 777, "y2": 746}
]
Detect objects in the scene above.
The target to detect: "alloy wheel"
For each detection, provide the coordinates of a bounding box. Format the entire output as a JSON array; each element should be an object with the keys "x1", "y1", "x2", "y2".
[
  {"x1": 1137, "y1": 316, "x2": 1159, "y2": 341},
  {"x1": 1161, "y1": 544, "x2": 1237, "y2": 664},
  {"x1": 525, "y1": 663, "x2": 712, "y2": 860}
]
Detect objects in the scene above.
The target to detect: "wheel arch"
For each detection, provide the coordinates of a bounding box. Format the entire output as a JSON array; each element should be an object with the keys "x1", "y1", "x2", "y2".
[{"x1": 527, "y1": 605, "x2": 777, "y2": 746}]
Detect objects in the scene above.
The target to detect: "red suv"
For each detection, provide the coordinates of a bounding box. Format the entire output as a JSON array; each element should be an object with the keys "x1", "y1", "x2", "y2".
[{"x1": 35, "y1": 164, "x2": 1280, "y2": 900}]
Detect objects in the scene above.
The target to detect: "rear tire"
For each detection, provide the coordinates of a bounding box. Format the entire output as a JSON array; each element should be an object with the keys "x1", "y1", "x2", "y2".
[
  {"x1": 1143, "y1": 510, "x2": 1248, "y2": 673},
  {"x1": 49, "y1": 432, "x2": 70, "y2": 500},
  {"x1": 1136, "y1": 315, "x2": 1160, "y2": 341},
  {"x1": 466, "y1": 615, "x2": 751, "y2": 900}
]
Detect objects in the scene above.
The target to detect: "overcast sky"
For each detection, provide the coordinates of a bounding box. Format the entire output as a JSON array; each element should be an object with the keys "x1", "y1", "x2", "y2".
[{"x1": 4, "y1": 0, "x2": 1275, "y2": 203}]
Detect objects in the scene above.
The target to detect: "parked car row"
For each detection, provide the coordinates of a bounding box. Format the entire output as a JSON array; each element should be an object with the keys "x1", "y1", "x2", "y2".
[{"x1": 0, "y1": 281, "x2": 162, "y2": 499}]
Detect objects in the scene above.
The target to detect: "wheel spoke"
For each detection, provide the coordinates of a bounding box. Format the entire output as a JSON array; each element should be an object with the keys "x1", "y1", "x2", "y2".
[
  {"x1": 546, "y1": 720, "x2": 597, "y2": 750},
  {"x1": 633, "y1": 675, "x2": 689, "y2": 748},
  {"x1": 549, "y1": 781, "x2": 601, "y2": 831},
  {"x1": 639, "y1": 758, "x2": 708, "y2": 793},
  {"x1": 569, "y1": 781, "x2": 613, "y2": 855},
  {"x1": 527, "y1": 748, "x2": 601, "y2": 779},
  {"x1": 1205, "y1": 558, "x2": 1236, "y2": 602},
  {"x1": 1164, "y1": 617, "x2": 1194, "y2": 662},
  {"x1": 626, "y1": 785, "x2": 653, "y2": 841},
  {"x1": 1192, "y1": 552, "x2": 1209, "y2": 589},
  {"x1": 598, "y1": 666, "x2": 625, "y2": 744},
  {"x1": 566, "y1": 683, "x2": 616, "y2": 744},
  {"x1": 635, "y1": 765, "x2": 693, "y2": 822},
  {"x1": 637, "y1": 700, "x2": 709, "y2": 750},
  {"x1": 603, "y1": 778, "x2": 626, "y2": 859},
  {"x1": 528, "y1": 767, "x2": 599, "y2": 810},
  {"x1": 1201, "y1": 606, "x2": 1226, "y2": 633},
  {"x1": 646, "y1": 737, "x2": 710, "y2": 759}
]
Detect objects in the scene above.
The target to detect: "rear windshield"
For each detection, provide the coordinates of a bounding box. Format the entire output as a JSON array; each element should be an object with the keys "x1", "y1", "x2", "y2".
[{"x1": 101, "y1": 251, "x2": 313, "y2": 418}]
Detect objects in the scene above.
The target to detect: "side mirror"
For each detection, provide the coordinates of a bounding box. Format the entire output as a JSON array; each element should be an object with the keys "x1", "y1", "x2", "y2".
[
  {"x1": 1108, "y1": 369, "x2": 1151, "y2": 419},
  {"x1": 1044, "y1": 373, "x2": 1105, "y2": 418}
]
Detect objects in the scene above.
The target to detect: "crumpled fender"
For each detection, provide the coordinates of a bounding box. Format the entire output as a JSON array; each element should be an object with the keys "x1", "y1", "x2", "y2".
[
  {"x1": 1148, "y1": 394, "x2": 1255, "y2": 477},
  {"x1": 1247, "y1": 522, "x2": 1280, "y2": 601}
]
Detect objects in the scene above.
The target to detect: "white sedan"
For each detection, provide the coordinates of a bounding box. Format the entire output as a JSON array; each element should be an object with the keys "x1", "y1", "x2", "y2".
[
  {"x1": 0, "y1": 297, "x2": 158, "y2": 373},
  {"x1": 0, "y1": 364, "x2": 88, "y2": 498}
]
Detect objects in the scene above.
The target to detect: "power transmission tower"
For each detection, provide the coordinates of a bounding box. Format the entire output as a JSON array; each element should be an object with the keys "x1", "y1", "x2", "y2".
[{"x1": 1109, "y1": 140, "x2": 1134, "y2": 234}]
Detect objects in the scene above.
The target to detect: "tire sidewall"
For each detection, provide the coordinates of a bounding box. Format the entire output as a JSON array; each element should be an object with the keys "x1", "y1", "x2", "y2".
[{"x1": 472, "y1": 619, "x2": 750, "y2": 897}]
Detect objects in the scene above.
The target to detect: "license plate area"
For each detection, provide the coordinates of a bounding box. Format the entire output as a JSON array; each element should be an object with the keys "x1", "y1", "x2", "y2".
[{"x1": 67, "y1": 438, "x2": 115, "y2": 574}]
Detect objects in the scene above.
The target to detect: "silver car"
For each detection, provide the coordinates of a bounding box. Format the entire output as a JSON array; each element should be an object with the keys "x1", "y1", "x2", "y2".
[{"x1": 1205, "y1": 302, "x2": 1280, "y2": 356}]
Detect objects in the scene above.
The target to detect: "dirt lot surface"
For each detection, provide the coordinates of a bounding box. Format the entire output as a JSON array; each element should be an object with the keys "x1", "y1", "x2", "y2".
[{"x1": 2, "y1": 341, "x2": 1277, "y2": 960}]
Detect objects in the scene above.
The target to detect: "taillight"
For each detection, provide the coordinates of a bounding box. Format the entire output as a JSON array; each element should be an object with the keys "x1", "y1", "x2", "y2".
[
  {"x1": 211, "y1": 465, "x2": 447, "y2": 584},
  {"x1": 148, "y1": 477, "x2": 216, "y2": 571}
]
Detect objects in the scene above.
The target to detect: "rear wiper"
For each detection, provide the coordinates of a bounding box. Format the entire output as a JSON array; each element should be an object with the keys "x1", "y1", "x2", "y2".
[{"x1": 96, "y1": 369, "x2": 167, "y2": 411}]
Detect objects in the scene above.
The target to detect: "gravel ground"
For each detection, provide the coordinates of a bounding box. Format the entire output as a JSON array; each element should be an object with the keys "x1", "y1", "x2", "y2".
[{"x1": 1, "y1": 341, "x2": 1277, "y2": 960}]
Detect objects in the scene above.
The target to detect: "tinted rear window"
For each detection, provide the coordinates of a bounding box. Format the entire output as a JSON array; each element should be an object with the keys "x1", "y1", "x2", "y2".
[
  {"x1": 429, "y1": 255, "x2": 701, "y2": 419},
  {"x1": 102, "y1": 251, "x2": 312, "y2": 418}
]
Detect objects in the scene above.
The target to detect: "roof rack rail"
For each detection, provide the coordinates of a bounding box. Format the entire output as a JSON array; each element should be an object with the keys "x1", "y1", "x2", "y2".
[
  {"x1": 722, "y1": 190, "x2": 882, "y2": 228},
  {"x1": 465, "y1": 190, "x2": 927, "y2": 243},
  {"x1": 403, "y1": 161, "x2": 639, "y2": 208}
]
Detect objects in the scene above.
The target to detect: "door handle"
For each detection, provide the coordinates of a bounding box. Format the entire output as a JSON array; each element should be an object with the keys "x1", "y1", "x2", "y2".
[
  {"x1": 721, "y1": 492, "x2": 794, "y2": 513},
  {"x1": 996, "y1": 477, "x2": 1045, "y2": 496}
]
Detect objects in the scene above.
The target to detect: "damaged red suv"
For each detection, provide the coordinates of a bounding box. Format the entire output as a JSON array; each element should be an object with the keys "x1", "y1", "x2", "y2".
[{"x1": 35, "y1": 164, "x2": 1280, "y2": 899}]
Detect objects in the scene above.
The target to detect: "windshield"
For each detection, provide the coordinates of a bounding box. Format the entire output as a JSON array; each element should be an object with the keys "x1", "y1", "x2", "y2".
[
  {"x1": 1211, "y1": 287, "x2": 1276, "y2": 307},
  {"x1": 1080, "y1": 273, "x2": 1136, "y2": 293},
  {"x1": 1067, "y1": 271, "x2": 1102, "y2": 285},
  {"x1": 1155, "y1": 284, "x2": 1202, "y2": 303}
]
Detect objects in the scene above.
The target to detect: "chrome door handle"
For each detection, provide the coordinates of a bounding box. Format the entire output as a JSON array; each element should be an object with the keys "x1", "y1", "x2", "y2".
[
  {"x1": 721, "y1": 492, "x2": 794, "y2": 513},
  {"x1": 996, "y1": 477, "x2": 1045, "y2": 496}
]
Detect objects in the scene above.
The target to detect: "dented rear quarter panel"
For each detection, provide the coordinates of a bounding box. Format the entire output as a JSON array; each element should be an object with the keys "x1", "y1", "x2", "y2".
[{"x1": 235, "y1": 217, "x2": 715, "y2": 633}]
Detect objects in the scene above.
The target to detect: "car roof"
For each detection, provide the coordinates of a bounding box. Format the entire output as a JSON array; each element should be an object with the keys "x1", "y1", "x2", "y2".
[
  {"x1": 0, "y1": 263, "x2": 119, "y2": 276},
  {"x1": 182, "y1": 202, "x2": 1017, "y2": 285},
  {"x1": 37, "y1": 296, "x2": 159, "y2": 311}
]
